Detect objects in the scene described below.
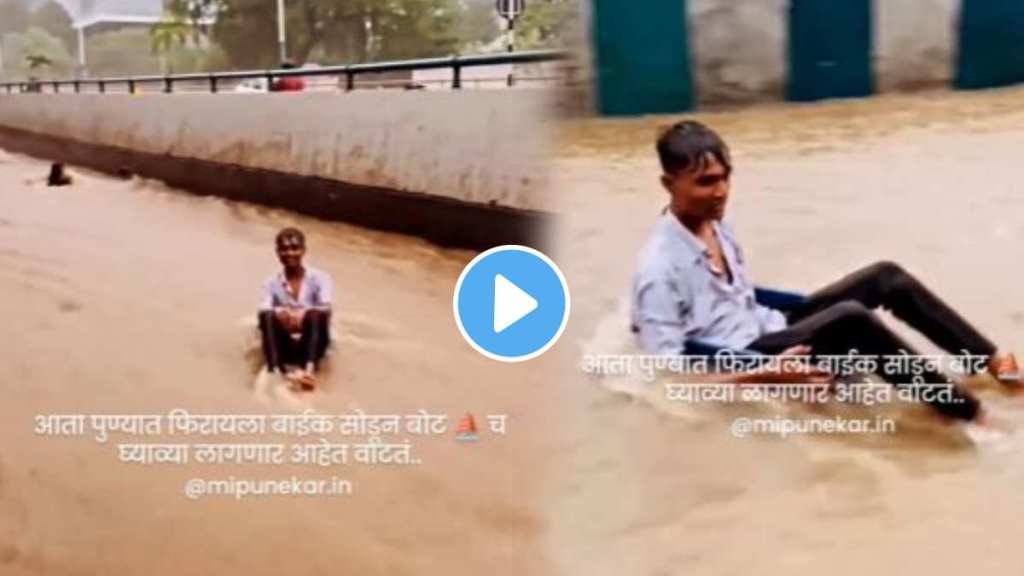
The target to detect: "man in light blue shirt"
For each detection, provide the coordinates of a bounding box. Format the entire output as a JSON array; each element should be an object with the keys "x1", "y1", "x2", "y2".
[
  {"x1": 258, "y1": 227, "x2": 333, "y2": 390},
  {"x1": 632, "y1": 212, "x2": 786, "y2": 355},
  {"x1": 631, "y1": 120, "x2": 1019, "y2": 422}
]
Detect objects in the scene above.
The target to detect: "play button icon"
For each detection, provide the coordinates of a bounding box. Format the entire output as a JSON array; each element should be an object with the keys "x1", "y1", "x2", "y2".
[
  {"x1": 493, "y1": 274, "x2": 537, "y2": 333},
  {"x1": 453, "y1": 245, "x2": 570, "y2": 362}
]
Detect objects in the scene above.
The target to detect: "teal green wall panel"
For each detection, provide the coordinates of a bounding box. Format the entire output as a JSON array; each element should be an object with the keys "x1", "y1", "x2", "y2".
[
  {"x1": 591, "y1": 0, "x2": 694, "y2": 116},
  {"x1": 956, "y1": 0, "x2": 1024, "y2": 90},
  {"x1": 787, "y1": 0, "x2": 873, "y2": 102}
]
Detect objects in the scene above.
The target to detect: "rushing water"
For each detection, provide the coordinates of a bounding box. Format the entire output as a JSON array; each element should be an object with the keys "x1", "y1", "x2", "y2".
[
  {"x1": 7, "y1": 83, "x2": 1024, "y2": 575},
  {"x1": 0, "y1": 150, "x2": 560, "y2": 575},
  {"x1": 549, "y1": 87, "x2": 1024, "y2": 575}
]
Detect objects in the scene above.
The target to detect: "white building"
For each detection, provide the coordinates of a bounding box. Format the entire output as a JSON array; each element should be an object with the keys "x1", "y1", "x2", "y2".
[{"x1": 54, "y1": 0, "x2": 164, "y2": 71}]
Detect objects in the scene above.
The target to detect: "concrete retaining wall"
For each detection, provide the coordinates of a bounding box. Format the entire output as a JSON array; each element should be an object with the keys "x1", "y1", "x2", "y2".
[
  {"x1": 584, "y1": 0, "x2": 962, "y2": 109},
  {"x1": 875, "y1": 0, "x2": 957, "y2": 92},
  {"x1": 689, "y1": 0, "x2": 788, "y2": 105},
  {"x1": 0, "y1": 90, "x2": 555, "y2": 247},
  {"x1": 688, "y1": 0, "x2": 958, "y2": 104}
]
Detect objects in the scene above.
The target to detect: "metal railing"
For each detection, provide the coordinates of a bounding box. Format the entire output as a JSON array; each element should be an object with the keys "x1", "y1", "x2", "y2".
[{"x1": 0, "y1": 50, "x2": 571, "y2": 94}]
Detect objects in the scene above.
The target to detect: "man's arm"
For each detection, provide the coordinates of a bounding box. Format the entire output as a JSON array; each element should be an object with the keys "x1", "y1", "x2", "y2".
[
  {"x1": 311, "y1": 271, "x2": 333, "y2": 313},
  {"x1": 633, "y1": 265, "x2": 830, "y2": 384},
  {"x1": 633, "y1": 277, "x2": 829, "y2": 383},
  {"x1": 260, "y1": 278, "x2": 304, "y2": 332},
  {"x1": 633, "y1": 275, "x2": 691, "y2": 355}
]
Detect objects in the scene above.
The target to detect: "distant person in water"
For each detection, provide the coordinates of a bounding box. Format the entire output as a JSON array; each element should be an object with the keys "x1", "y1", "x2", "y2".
[
  {"x1": 47, "y1": 163, "x2": 72, "y2": 186},
  {"x1": 258, "y1": 227, "x2": 332, "y2": 389},
  {"x1": 270, "y1": 61, "x2": 306, "y2": 92},
  {"x1": 631, "y1": 120, "x2": 1020, "y2": 424}
]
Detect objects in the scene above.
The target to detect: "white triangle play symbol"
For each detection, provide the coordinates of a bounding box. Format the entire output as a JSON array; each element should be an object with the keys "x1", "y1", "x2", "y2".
[{"x1": 493, "y1": 274, "x2": 538, "y2": 333}]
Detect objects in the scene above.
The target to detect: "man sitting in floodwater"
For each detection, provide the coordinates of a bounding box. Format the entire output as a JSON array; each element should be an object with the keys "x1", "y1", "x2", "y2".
[
  {"x1": 47, "y1": 163, "x2": 72, "y2": 186},
  {"x1": 258, "y1": 227, "x2": 332, "y2": 389},
  {"x1": 631, "y1": 120, "x2": 1020, "y2": 424}
]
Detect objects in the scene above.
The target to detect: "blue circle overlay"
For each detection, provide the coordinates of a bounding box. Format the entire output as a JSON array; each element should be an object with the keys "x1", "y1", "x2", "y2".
[{"x1": 453, "y1": 245, "x2": 570, "y2": 362}]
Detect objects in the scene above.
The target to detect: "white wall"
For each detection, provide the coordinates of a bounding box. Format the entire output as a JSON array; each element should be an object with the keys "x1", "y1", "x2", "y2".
[
  {"x1": 686, "y1": 0, "x2": 959, "y2": 104},
  {"x1": 875, "y1": 0, "x2": 958, "y2": 91},
  {"x1": 0, "y1": 90, "x2": 554, "y2": 211},
  {"x1": 688, "y1": 0, "x2": 788, "y2": 105}
]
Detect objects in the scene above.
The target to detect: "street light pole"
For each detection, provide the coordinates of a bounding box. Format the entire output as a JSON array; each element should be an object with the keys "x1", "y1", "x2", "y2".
[
  {"x1": 276, "y1": 0, "x2": 287, "y2": 63},
  {"x1": 77, "y1": 26, "x2": 87, "y2": 75},
  {"x1": 496, "y1": 0, "x2": 525, "y2": 52},
  {"x1": 496, "y1": 0, "x2": 525, "y2": 86},
  {"x1": 506, "y1": 17, "x2": 515, "y2": 53}
]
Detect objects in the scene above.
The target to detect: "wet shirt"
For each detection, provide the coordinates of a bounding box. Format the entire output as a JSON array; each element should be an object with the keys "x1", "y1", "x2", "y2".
[
  {"x1": 630, "y1": 213, "x2": 787, "y2": 354},
  {"x1": 259, "y1": 266, "x2": 333, "y2": 311}
]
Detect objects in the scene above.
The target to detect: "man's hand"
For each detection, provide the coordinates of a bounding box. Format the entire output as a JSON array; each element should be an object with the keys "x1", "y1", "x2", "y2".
[
  {"x1": 273, "y1": 308, "x2": 293, "y2": 331},
  {"x1": 780, "y1": 344, "x2": 812, "y2": 356},
  {"x1": 285, "y1": 367, "x2": 317, "y2": 391},
  {"x1": 288, "y1": 308, "x2": 306, "y2": 332},
  {"x1": 274, "y1": 307, "x2": 306, "y2": 333}
]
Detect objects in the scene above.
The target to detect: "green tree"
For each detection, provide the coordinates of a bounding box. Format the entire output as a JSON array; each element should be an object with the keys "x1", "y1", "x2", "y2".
[
  {"x1": 456, "y1": 0, "x2": 501, "y2": 51},
  {"x1": 85, "y1": 28, "x2": 162, "y2": 77},
  {"x1": 167, "y1": 42, "x2": 229, "y2": 74},
  {"x1": 170, "y1": 0, "x2": 477, "y2": 69},
  {"x1": 514, "y1": 0, "x2": 578, "y2": 49},
  {"x1": 358, "y1": 0, "x2": 462, "y2": 61},
  {"x1": 2, "y1": 26, "x2": 74, "y2": 80},
  {"x1": 76, "y1": 24, "x2": 226, "y2": 77},
  {"x1": 28, "y1": 0, "x2": 76, "y2": 53},
  {"x1": 150, "y1": 15, "x2": 191, "y2": 72},
  {"x1": 25, "y1": 52, "x2": 53, "y2": 70}
]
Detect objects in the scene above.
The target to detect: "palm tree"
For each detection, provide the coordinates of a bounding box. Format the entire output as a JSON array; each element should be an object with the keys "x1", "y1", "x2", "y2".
[
  {"x1": 25, "y1": 53, "x2": 52, "y2": 70},
  {"x1": 23, "y1": 52, "x2": 51, "y2": 91},
  {"x1": 150, "y1": 16, "x2": 191, "y2": 73}
]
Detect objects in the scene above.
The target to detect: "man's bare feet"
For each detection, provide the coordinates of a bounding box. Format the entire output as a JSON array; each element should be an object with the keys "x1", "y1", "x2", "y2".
[
  {"x1": 285, "y1": 368, "x2": 317, "y2": 391},
  {"x1": 988, "y1": 352, "x2": 1020, "y2": 385},
  {"x1": 298, "y1": 370, "x2": 317, "y2": 391}
]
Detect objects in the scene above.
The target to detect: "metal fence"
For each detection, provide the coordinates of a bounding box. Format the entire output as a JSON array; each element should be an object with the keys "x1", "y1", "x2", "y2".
[{"x1": 0, "y1": 50, "x2": 573, "y2": 95}]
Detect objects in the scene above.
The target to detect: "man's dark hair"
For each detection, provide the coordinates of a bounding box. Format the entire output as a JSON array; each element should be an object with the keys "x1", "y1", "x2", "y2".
[
  {"x1": 656, "y1": 120, "x2": 732, "y2": 176},
  {"x1": 276, "y1": 227, "x2": 305, "y2": 247}
]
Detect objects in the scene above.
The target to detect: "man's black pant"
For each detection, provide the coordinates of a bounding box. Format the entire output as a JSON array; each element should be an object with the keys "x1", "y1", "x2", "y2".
[
  {"x1": 748, "y1": 261, "x2": 996, "y2": 421},
  {"x1": 258, "y1": 309, "x2": 330, "y2": 373}
]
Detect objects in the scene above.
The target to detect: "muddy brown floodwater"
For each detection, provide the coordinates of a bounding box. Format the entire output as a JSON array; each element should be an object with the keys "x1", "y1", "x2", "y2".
[
  {"x1": 549, "y1": 86, "x2": 1024, "y2": 576},
  {"x1": 8, "y1": 83, "x2": 1024, "y2": 576},
  {"x1": 0, "y1": 150, "x2": 561, "y2": 576}
]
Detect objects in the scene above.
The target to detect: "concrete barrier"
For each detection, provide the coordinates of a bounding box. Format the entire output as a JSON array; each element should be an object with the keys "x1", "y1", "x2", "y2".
[
  {"x1": 586, "y1": 0, "x2": 964, "y2": 111},
  {"x1": 688, "y1": 0, "x2": 958, "y2": 104},
  {"x1": 0, "y1": 90, "x2": 555, "y2": 248}
]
